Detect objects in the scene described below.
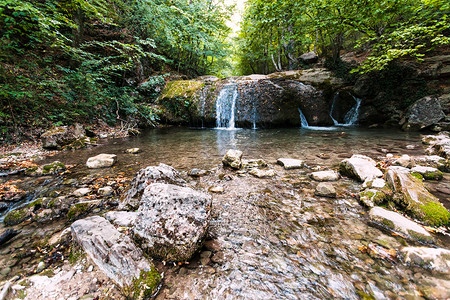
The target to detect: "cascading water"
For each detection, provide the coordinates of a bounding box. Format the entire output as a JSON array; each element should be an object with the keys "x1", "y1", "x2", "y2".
[
  {"x1": 329, "y1": 93, "x2": 362, "y2": 126},
  {"x1": 298, "y1": 107, "x2": 309, "y2": 128},
  {"x1": 216, "y1": 83, "x2": 238, "y2": 129}
]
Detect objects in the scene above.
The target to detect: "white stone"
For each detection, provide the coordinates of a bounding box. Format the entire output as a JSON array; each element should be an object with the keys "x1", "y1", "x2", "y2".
[
  {"x1": 277, "y1": 158, "x2": 304, "y2": 170},
  {"x1": 369, "y1": 207, "x2": 432, "y2": 242},
  {"x1": 310, "y1": 170, "x2": 339, "y2": 181},
  {"x1": 73, "y1": 188, "x2": 91, "y2": 197},
  {"x1": 249, "y1": 168, "x2": 276, "y2": 178},
  {"x1": 126, "y1": 148, "x2": 141, "y2": 154},
  {"x1": 104, "y1": 211, "x2": 138, "y2": 227},
  {"x1": 222, "y1": 149, "x2": 243, "y2": 169},
  {"x1": 86, "y1": 154, "x2": 117, "y2": 169},
  {"x1": 393, "y1": 154, "x2": 415, "y2": 168},
  {"x1": 340, "y1": 154, "x2": 383, "y2": 182},
  {"x1": 209, "y1": 186, "x2": 224, "y2": 193},
  {"x1": 411, "y1": 165, "x2": 439, "y2": 174},
  {"x1": 98, "y1": 186, "x2": 113, "y2": 196},
  {"x1": 399, "y1": 247, "x2": 450, "y2": 274},
  {"x1": 315, "y1": 182, "x2": 336, "y2": 198}
]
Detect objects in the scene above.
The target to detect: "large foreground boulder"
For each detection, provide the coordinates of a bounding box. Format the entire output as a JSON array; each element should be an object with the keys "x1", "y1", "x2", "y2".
[
  {"x1": 133, "y1": 183, "x2": 212, "y2": 262},
  {"x1": 339, "y1": 154, "x2": 383, "y2": 182},
  {"x1": 71, "y1": 216, "x2": 161, "y2": 298},
  {"x1": 121, "y1": 163, "x2": 186, "y2": 210},
  {"x1": 386, "y1": 166, "x2": 450, "y2": 226}
]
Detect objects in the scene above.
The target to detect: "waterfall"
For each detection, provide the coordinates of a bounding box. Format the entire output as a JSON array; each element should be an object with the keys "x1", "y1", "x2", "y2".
[
  {"x1": 343, "y1": 96, "x2": 362, "y2": 125},
  {"x1": 329, "y1": 93, "x2": 362, "y2": 126},
  {"x1": 216, "y1": 83, "x2": 238, "y2": 129},
  {"x1": 298, "y1": 108, "x2": 309, "y2": 128}
]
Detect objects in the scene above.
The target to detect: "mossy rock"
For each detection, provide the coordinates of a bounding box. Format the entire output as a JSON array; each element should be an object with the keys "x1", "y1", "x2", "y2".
[
  {"x1": 359, "y1": 188, "x2": 392, "y2": 207},
  {"x1": 126, "y1": 268, "x2": 161, "y2": 300},
  {"x1": 420, "y1": 202, "x2": 450, "y2": 227},
  {"x1": 25, "y1": 161, "x2": 66, "y2": 176},
  {"x1": 160, "y1": 80, "x2": 205, "y2": 99},
  {"x1": 67, "y1": 203, "x2": 91, "y2": 221},
  {"x1": 422, "y1": 170, "x2": 444, "y2": 181},
  {"x1": 4, "y1": 208, "x2": 29, "y2": 226}
]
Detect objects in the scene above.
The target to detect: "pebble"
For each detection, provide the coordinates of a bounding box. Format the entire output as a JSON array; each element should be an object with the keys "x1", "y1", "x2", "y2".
[{"x1": 209, "y1": 186, "x2": 224, "y2": 193}]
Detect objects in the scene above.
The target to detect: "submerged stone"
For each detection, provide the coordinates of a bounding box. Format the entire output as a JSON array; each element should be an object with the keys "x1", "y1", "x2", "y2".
[
  {"x1": 399, "y1": 247, "x2": 450, "y2": 274},
  {"x1": 277, "y1": 158, "x2": 304, "y2": 170},
  {"x1": 126, "y1": 148, "x2": 141, "y2": 154},
  {"x1": 249, "y1": 168, "x2": 276, "y2": 178},
  {"x1": 339, "y1": 154, "x2": 383, "y2": 182},
  {"x1": 133, "y1": 183, "x2": 212, "y2": 262},
  {"x1": 222, "y1": 150, "x2": 243, "y2": 169},
  {"x1": 369, "y1": 207, "x2": 433, "y2": 243},
  {"x1": 86, "y1": 154, "x2": 117, "y2": 169},
  {"x1": 71, "y1": 216, "x2": 160, "y2": 297},
  {"x1": 386, "y1": 166, "x2": 450, "y2": 226},
  {"x1": 315, "y1": 182, "x2": 336, "y2": 198}
]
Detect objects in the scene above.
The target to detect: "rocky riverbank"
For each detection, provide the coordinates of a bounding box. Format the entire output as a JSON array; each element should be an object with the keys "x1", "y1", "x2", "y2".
[{"x1": 0, "y1": 131, "x2": 450, "y2": 299}]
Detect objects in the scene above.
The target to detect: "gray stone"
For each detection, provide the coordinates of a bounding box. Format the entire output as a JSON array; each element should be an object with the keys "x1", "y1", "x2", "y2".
[
  {"x1": 222, "y1": 150, "x2": 243, "y2": 169},
  {"x1": 86, "y1": 154, "x2": 117, "y2": 169},
  {"x1": 339, "y1": 154, "x2": 383, "y2": 182},
  {"x1": 310, "y1": 170, "x2": 339, "y2": 181},
  {"x1": 126, "y1": 148, "x2": 141, "y2": 154},
  {"x1": 73, "y1": 188, "x2": 91, "y2": 197},
  {"x1": 98, "y1": 186, "x2": 113, "y2": 196},
  {"x1": 41, "y1": 124, "x2": 86, "y2": 150},
  {"x1": 277, "y1": 158, "x2": 304, "y2": 170},
  {"x1": 363, "y1": 178, "x2": 386, "y2": 189},
  {"x1": 105, "y1": 211, "x2": 138, "y2": 227},
  {"x1": 315, "y1": 182, "x2": 336, "y2": 198},
  {"x1": 188, "y1": 169, "x2": 208, "y2": 177},
  {"x1": 24, "y1": 161, "x2": 66, "y2": 177},
  {"x1": 414, "y1": 155, "x2": 448, "y2": 171},
  {"x1": 393, "y1": 155, "x2": 415, "y2": 168},
  {"x1": 299, "y1": 51, "x2": 318, "y2": 64},
  {"x1": 133, "y1": 183, "x2": 212, "y2": 262},
  {"x1": 401, "y1": 96, "x2": 445, "y2": 131},
  {"x1": 422, "y1": 132, "x2": 450, "y2": 159},
  {"x1": 243, "y1": 159, "x2": 268, "y2": 168},
  {"x1": 386, "y1": 166, "x2": 449, "y2": 226},
  {"x1": 399, "y1": 247, "x2": 450, "y2": 274},
  {"x1": 369, "y1": 207, "x2": 433, "y2": 242},
  {"x1": 121, "y1": 163, "x2": 186, "y2": 210},
  {"x1": 209, "y1": 186, "x2": 224, "y2": 193},
  {"x1": 71, "y1": 216, "x2": 160, "y2": 293},
  {"x1": 249, "y1": 168, "x2": 276, "y2": 178}
]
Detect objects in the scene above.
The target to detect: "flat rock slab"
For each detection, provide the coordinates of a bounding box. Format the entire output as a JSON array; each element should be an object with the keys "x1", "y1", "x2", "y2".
[
  {"x1": 413, "y1": 155, "x2": 448, "y2": 171},
  {"x1": 71, "y1": 216, "x2": 160, "y2": 294},
  {"x1": 133, "y1": 183, "x2": 212, "y2": 262},
  {"x1": 121, "y1": 163, "x2": 186, "y2": 210},
  {"x1": 105, "y1": 211, "x2": 138, "y2": 227},
  {"x1": 222, "y1": 149, "x2": 243, "y2": 169},
  {"x1": 86, "y1": 154, "x2": 117, "y2": 169},
  {"x1": 249, "y1": 168, "x2": 276, "y2": 178},
  {"x1": 386, "y1": 166, "x2": 449, "y2": 226},
  {"x1": 277, "y1": 158, "x2": 304, "y2": 170},
  {"x1": 310, "y1": 170, "x2": 339, "y2": 181},
  {"x1": 399, "y1": 247, "x2": 450, "y2": 274},
  {"x1": 73, "y1": 188, "x2": 91, "y2": 197},
  {"x1": 339, "y1": 154, "x2": 383, "y2": 182},
  {"x1": 369, "y1": 207, "x2": 432, "y2": 243}
]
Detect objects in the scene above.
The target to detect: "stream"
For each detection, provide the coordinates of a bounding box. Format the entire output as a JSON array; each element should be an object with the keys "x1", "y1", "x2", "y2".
[{"x1": 1, "y1": 127, "x2": 449, "y2": 299}]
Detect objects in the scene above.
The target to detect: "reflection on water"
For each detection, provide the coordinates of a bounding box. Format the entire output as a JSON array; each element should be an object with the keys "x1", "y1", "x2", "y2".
[{"x1": 44, "y1": 127, "x2": 424, "y2": 173}]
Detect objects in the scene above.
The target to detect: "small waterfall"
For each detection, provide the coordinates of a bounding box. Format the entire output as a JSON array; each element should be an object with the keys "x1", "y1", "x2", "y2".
[
  {"x1": 216, "y1": 83, "x2": 238, "y2": 129},
  {"x1": 329, "y1": 93, "x2": 362, "y2": 126},
  {"x1": 298, "y1": 108, "x2": 309, "y2": 128},
  {"x1": 343, "y1": 96, "x2": 362, "y2": 125}
]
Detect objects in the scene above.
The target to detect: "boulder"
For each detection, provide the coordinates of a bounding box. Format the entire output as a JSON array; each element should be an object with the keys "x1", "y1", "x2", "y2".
[
  {"x1": 386, "y1": 166, "x2": 450, "y2": 226},
  {"x1": 339, "y1": 155, "x2": 383, "y2": 182},
  {"x1": 359, "y1": 188, "x2": 391, "y2": 208},
  {"x1": 105, "y1": 211, "x2": 138, "y2": 227},
  {"x1": 422, "y1": 132, "x2": 450, "y2": 159},
  {"x1": 401, "y1": 96, "x2": 445, "y2": 131},
  {"x1": 121, "y1": 163, "x2": 186, "y2": 210},
  {"x1": 393, "y1": 155, "x2": 415, "y2": 168},
  {"x1": 41, "y1": 124, "x2": 86, "y2": 150},
  {"x1": 413, "y1": 155, "x2": 448, "y2": 171},
  {"x1": 411, "y1": 166, "x2": 443, "y2": 180},
  {"x1": 133, "y1": 183, "x2": 212, "y2": 262},
  {"x1": 399, "y1": 247, "x2": 450, "y2": 274},
  {"x1": 369, "y1": 207, "x2": 433, "y2": 243},
  {"x1": 277, "y1": 158, "x2": 304, "y2": 170},
  {"x1": 315, "y1": 182, "x2": 336, "y2": 198},
  {"x1": 299, "y1": 51, "x2": 318, "y2": 64},
  {"x1": 310, "y1": 170, "x2": 339, "y2": 181},
  {"x1": 86, "y1": 154, "x2": 117, "y2": 169},
  {"x1": 222, "y1": 149, "x2": 243, "y2": 169},
  {"x1": 71, "y1": 216, "x2": 161, "y2": 298}
]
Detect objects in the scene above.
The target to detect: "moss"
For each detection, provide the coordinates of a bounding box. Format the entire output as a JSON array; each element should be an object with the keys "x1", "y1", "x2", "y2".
[
  {"x1": 16, "y1": 290, "x2": 26, "y2": 299},
  {"x1": 67, "y1": 203, "x2": 90, "y2": 221},
  {"x1": 381, "y1": 218, "x2": 395, "y2": 229},
  {"x1": 27, "y1": 198, "x2": 43, "y2": 209},
  {"x1": 68, "y1": 245, "x2": 85, "y2": 265},
  {"x1": 410, "y1": 172, "x2": 423, "y2": 181},
  {"x1": 422, "y1": 170, "x2": 443, "y2": 181},
  {"x1": 420, "y1": 202, "x2": 450, "y2": 226},
  {"x1": 407, "y1": 229, "x2": 433, "y2": 243},
  {"x1": 356, "y1": 290, "x2": 376, "y2": 300},
  {"x1": 160, "y1": 80, "x2": 204, "y2": 99},
  {"x1": 24, "y1": 166, "x2": 38, "y2": 176},
  {"x1": 4, "y1": 208, "x2": 29, "y2": 226},
  {"x1": 126, "y1": 268, "x2": 162, "y2": 299}
]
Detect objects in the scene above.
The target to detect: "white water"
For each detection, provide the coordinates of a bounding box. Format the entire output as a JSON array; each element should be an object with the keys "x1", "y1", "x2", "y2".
[
  {"x1": 216, "y1": 83, "x2": 239, "y2": 129},
  {"x1": 330, "y1": 93, "x2": 362, "y2": 126},
  {"x1": 298, "y1": 107, "x2": 309, "y2": 128}
]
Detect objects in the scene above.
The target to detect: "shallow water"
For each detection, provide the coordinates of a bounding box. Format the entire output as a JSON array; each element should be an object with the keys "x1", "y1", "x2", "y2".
[{"x1": 2, "y1": 127, "x2": 450, "y2": 299}]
